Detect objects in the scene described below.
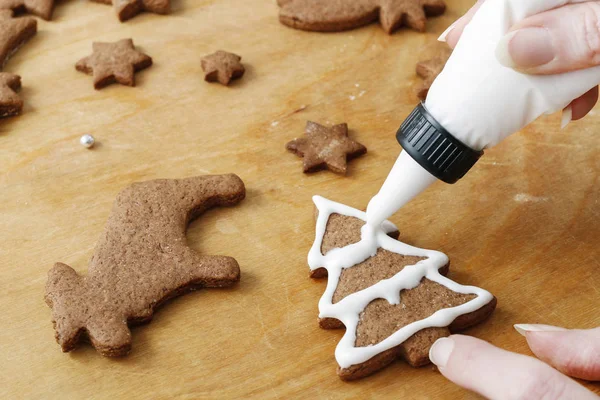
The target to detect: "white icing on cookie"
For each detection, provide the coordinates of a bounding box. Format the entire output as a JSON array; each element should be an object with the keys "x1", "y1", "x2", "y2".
[{"x1": 308, "y1": 196, "x2": 494, "y2": 369}]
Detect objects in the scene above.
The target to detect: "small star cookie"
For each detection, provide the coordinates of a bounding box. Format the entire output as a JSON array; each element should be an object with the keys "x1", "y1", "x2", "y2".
[
  {"x1": 201, "y1": 50, "x2": 245, "y2": 86},
  {"x1": 0, "y1": 10, "x2": 37, "y2": 69},
  {"x1": 91, "y1": 0, "x2": 169, "y2": 22},
  {"x1": 75, "y1": 38, "x2": 152, "y2": 90},
  {"x1": 278, "y1": 0, "x2": 446, "y2": 34},
  {"x1": 0, "y1": 0, "x2": 55, "y2": 20},
  {"x1": 0, "y1": 72, "x2": 22, "y2": 117},
  {"x1": 416, "y1": 47, "x2": 451, "y2": 100},
  {"x1": 286, "y1": 121, "x2": 367, "y2": 175}
]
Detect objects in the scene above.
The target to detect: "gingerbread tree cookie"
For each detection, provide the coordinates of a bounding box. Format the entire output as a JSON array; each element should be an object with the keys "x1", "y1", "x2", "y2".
[
  {"x1": 76, "y1": 38, "x2": 152, "y2": 89},
  {"x1": 278, "y1": 0, "x2": 446, "y2": 34},
  {"x1": 286, "y1": 121, "x2": 366, "y2": 175},
  {"x1": 307, "y1": 196, "x2": 497, "y2": 380},
  {"x1": 416, "y1": 47, "x2": 451, "y2": 100},
  {"x1": 0, "y1": 72, "x2": 23, "y2": 117},
  {"x1": 0, "y1": 10, "x2": 37, "y2": 69},
  {"x1": 0, "y1": 0, "x2": 55, "y2": 20},
  {"x1": 45, "y1": 174, "x2": 246, "y2": 357},
  {"x1": 92, "y1": 0, "x2": 169, "y2": 22}
]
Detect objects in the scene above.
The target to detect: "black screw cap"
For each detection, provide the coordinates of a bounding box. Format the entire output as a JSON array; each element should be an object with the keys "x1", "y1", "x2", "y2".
[{"x1": 396, "y1": 103, "x2": 483, "y2": 184}]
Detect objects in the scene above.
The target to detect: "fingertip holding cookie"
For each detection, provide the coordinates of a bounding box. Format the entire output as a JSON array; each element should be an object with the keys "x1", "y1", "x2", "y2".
[{"x1": 428, "y1": 336, "x2": 454, "y2": 368}]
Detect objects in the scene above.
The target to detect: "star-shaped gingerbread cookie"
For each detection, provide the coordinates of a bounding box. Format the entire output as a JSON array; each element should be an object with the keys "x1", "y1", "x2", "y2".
[
  {"x1": 278, "y1": 0, "x2": 446, "y2": 34},
  {"x1": 0, "y1": 10, "x2": 37, "y2": 69},
  {"x1": 416, "y1": 47, "x2": 451, "y2": 100},
  {"x1": 0, "y1": 0, "x2": 55, "y2": 20},
  {"x1": 91, "y1": 0, "x2": 169, "y2": 22},
  {"x1": 286, "y1": 121, "x2": 367, "y2": 175},
  {"x1": 45, "y1": 174, "x2": 246, "y2": 357},
  {"x1": 75, "y1": 38, "x2": 152, "y2": 90},
  {"x1": 201, "y1": 50, "x2": 245, "y2": 86},
  {"x1": 0, "y1": 72, "x2": 22, "y2": 117}
]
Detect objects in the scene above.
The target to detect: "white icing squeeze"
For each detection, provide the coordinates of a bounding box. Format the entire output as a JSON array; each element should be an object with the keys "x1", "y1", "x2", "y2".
[{"x1": 308, "y1": 196, "x2": 494, "y2": 369}]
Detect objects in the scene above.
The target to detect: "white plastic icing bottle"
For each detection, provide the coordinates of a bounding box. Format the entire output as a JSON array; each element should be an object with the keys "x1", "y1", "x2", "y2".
[{"x1": 366, "y1": 0, "x2": 600, "y2": 227}]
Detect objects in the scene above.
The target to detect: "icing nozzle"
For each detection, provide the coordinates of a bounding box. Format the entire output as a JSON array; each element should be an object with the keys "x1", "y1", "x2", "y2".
[{"x1": 397, "y1": 103, "x2": 483, "y2": 184}]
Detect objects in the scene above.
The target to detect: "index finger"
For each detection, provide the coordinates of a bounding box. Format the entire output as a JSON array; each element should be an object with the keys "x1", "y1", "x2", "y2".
[{"x1": 429, "y1": 335, "x2": 598, "y2": 399}]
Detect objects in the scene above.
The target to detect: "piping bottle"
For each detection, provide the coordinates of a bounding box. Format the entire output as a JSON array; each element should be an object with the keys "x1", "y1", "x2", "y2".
[{"x1": 366, "y1": 0, "x2": 600, "y2": 227}]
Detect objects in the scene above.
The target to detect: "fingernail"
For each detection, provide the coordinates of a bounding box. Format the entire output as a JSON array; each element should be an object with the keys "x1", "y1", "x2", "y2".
[
  {"x1": 514, "y1": 324, "x2": 568, "y2": 337},
  {"x1": 496, "y1": 28, "x2": 555, "y2": 69},
  {"x1": 438, "y1": 22, "x2": 457, "y2": 42},
  {"x1": 561, "y1": 105, "x2": 573, "y2": 129},
  {"x1": 429, "y1": 337, "x2": 454, "y2": 368}
]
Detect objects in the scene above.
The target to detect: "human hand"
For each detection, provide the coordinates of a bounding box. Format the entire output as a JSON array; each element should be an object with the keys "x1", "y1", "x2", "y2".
[
  {"x1": 440, "y1": 0, "x2": 600, "y2": 125},
  {"x1": 429, "y1": 325, "x2": 600, "y2": 399}
]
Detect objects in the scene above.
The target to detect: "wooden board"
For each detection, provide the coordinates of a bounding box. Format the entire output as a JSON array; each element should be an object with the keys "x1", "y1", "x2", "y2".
[{"x1": 1, "y1": 0, "x2": 599, "y2": 398}]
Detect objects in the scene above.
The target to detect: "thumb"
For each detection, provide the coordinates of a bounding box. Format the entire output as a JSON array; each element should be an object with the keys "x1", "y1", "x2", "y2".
[
  {"x1": 429, "y1": 335, "x2": 598, "y2": 399},
  {"x1": 496, "y1": 2, "x2": 600, "y2": 74},
  {"x1": 515, "y1": 325, "x2": 600, "y2": 381}
]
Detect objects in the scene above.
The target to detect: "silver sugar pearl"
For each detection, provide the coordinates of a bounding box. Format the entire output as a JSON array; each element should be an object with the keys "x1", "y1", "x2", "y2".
[{"x1": 80, "y1": 134, "x2": 95, "y2": 149}]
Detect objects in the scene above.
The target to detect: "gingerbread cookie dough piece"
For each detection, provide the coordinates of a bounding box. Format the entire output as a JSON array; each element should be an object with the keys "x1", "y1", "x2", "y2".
[
  {"x1": 286, "y1": 121, "x2": 367, "y2": 175},
  {"x1": 416, "y1": 47, "x2": 451, "y2": 100},
  {"x1": 0, "y1": 72, "x2": 22, "y2": 117},
  {"x1": 201, "y1": 50, "x2": 245, "y2": 86},
  {"x1": 45, "y1": 174, "x2": 246, "y2": 357},
  {"x1": 0, "y1": 0, "x2": 54, "y2": 20},
  {"x1": 277, "y1": 0, "x2": 446, "y2": 34},
  {"x1": 307, "y1": 196, "x2": 497, "y2": 380},
  {"x1": 75, "y1": 38, "x2": 152, "y2": 90},
  {"x1": 0, "y1": 10, "x2": 37, "y2": 69},
  {"x1": 91, "y1": 0, "x2": 169, "y2": 22}
]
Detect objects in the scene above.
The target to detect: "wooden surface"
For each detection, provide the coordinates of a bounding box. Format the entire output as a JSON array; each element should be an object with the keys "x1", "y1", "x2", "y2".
[{"x1": 1, "y1": 0, "x2": 599, "y2": 398}]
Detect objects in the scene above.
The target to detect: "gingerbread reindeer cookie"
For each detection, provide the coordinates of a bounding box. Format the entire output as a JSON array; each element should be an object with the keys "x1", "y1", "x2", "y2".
[
  {"x1": 307, "y1": 196, "x2": 497, "y2": 380},
  {"x1": 45, "y1": 174, "x2": 245, "y2": 357}
]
